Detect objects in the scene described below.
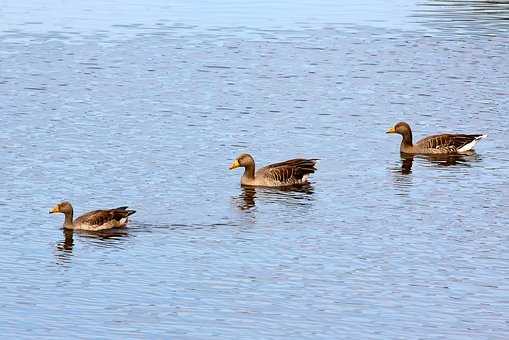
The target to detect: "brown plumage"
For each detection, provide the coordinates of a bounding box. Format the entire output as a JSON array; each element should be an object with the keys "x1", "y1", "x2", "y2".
[
  {"x1": 386, "y1": 121, "x2": 487, "y2": 155},
  {"x1": 50, "y1": 201, "x2": 135, "y2": 231},
  {"x1": 229, "y1": 153, "x2": 318, "y2": 187}
]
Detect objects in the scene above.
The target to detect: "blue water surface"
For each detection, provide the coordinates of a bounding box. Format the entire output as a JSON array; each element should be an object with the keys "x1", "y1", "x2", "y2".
[{"x1": 1, "y1": 1, "x2": 508, "y2": 338}]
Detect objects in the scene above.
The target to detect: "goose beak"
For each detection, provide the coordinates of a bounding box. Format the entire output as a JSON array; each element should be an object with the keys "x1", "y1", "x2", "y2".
[
  {"x1": 229, "y1": 159, "x2": 240, "y2": 170},
  {"x1": 49, "y1": 206, "x2": 59, "y2": 214},
  {"x1": 386, "y1": 127, "x2": 396, "y2": 134}
]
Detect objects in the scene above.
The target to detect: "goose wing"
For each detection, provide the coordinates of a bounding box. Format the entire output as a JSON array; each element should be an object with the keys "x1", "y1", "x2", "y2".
[
  {"x1": 258, "y1": 159, "x2": 318, "y2": 185},
  {"x1": 75, "y1": 207, "x2": 136, "y2": 227},
  {"x1": 416, "y1": 134, "x2": 485, "y2": 153}
]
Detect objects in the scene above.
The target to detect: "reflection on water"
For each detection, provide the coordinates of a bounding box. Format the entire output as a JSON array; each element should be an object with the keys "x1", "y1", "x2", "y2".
[
  {"x1": 401, "y1": 156, "x2": 414, "y2": 175},
  {"x1": 392, "y1": 152, "x2": 482, "y2": 174},
  {"x1": 55, "y1": 229, "x2": 74, "y2": 265},
  {"x1": 55, "y1": 227, "x2": 131, "y2": 265},
  {"x1": 237, "y1": 187, "x2": 256, "y2": 210},
  {"x1": 390, "y1": 156, "x2": 415, "y2": 195},
  {"x1": 419, "y1": 152, "x2": 482, "y2": 167},
  {"x1": 413, "y1": 0, "x2": 509, "y2": 36},
  {"x1": 390, "y1": 153, "x2": 482, "y2": 195},
  {"x1": 234, "y1": 185, "x2": 314, "y2": 211},
  {"x1": 76, "y1": 228, "x2": 130, "y2": 240}
]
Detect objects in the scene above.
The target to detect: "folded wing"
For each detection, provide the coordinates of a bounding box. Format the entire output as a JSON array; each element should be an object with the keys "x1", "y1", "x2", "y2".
[
  {"x1": 416, "y1": 134, "x2": 486, "y2": 153},
  {"x1": 75, "y1": 207, "x2": 136, "y2": 229},
  {"x1": 259, "y1": 159, "x2": 318, "y2": 186}
]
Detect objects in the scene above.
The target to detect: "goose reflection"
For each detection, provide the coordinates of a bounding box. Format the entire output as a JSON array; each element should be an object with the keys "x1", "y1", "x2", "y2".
[
  {"x1": 238, "y1": 186, "x2": 256, "y2": 210},
  {"x1": 401, "y1": 156, "x2": 414, "y2": 174},
  {"x1": 413, "y1": 0, "x2": 509, "y2": 36},
  {"x1": 391, "y1": 152, "x2": 481, "y2": 195},
  {"x1": 55, "y1": 227, "x2": 132, "y2": 265},
  {"x1": 234, "y1": 184, "x2": 315, "y2": 211},
  {"x1": 392, "y1": 152, "x2": 481, "y2": 175},
  {"x1": 390, "y1": 156, "x2": 414, "y2": 195},
  {"x1": 55, "y1": 229, "x2": 75, "y2": 264},
  {"x1": 419, "y1": 152, "x2": 482, "y2": 168}
]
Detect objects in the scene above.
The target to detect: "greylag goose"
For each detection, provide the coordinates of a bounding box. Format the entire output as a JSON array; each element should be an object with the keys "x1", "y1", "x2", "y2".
[
  {"x1": 386, "y1": 122, "x2": 487, "y2": 155},
  {"x1": 50, "y1": 201, "x2": 135, "y2": 231},
  {"x1": 229, "y1": 153, "x2": 318, "y2": 187}
]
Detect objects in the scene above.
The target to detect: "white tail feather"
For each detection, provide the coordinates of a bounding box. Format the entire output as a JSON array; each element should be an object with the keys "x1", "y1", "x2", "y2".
[{"x1": 458, "y1": 134, "x2": 487, "y2": 153}]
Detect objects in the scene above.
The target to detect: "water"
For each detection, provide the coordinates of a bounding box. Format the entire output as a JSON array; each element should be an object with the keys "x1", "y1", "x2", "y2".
[{"x1": 1, "y1": 1, "x2": 509, "y2": 338}]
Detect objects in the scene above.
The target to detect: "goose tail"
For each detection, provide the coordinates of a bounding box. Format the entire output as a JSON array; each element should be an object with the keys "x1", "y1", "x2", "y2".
[{"x1": 458, "y1": 134, "x2": 487, "y2": 153}]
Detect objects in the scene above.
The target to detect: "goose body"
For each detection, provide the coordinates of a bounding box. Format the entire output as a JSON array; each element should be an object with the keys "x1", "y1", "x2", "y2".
[
  {"x1": 229, "y1": 153, "x2": 318, "y2": 187},
  {"x1": 50, "y1": 201, "x2": 136, "y2": 231},
  {"x1": 387, "y1": 122, "x2": 487, "y2": 155}
]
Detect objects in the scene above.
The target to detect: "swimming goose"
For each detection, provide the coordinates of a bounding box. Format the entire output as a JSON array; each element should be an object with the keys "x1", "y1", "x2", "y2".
[
  {"x1": 229, "y1": 153, "x2": 318, "y2": 187},
  {"x1": 386, "y1": 122, "x2": 487, "y2": 155},
  {"x1": 49, "y1": 201, "x2": 135, "y2": 231}
]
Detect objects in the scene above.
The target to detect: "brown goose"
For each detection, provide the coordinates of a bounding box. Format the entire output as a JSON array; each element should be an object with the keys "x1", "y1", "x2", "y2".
[
  {"x1": 229, "y1": 153, "x2": 318, "y2": 187},
  {"x1": 49, "y1": 201, "x2": 135, "y2": 231},
  {"x1": 386, "y1": 122, "x2": 487, "y2": 155}
]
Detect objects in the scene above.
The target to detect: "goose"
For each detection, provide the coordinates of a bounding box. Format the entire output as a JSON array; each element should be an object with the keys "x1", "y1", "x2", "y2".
[
  {"x1": 49, "y1": 201, "x2": 135, "y2": 231},
  {"x1": 387, "y1": 122, "x2": 487, "y2": 155},
  {"x1": 229, "y1": 153, "x2": 318, "y2": 187}
]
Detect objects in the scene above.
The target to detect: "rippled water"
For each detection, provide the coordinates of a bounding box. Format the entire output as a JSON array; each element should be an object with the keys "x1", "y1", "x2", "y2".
[{"x1": 1, "y1": 1, "x2": 508, "y2": 338}]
